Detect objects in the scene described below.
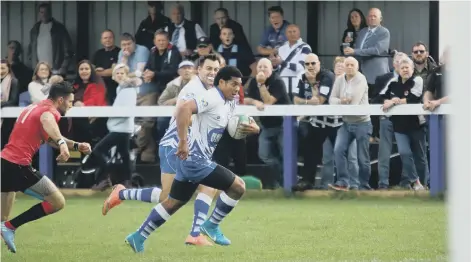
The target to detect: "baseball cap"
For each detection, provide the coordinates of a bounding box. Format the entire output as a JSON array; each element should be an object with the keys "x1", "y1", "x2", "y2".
[
  {"x1": 179, "y1": 60, "x2": 195, "y2": 69},
  {"x1": 197, "y1": 37, "x2": 211, "y2": 48}
]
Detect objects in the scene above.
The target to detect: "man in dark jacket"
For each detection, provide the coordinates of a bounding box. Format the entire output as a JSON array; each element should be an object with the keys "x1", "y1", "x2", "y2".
[
  {"x1": 28, "y1": 2, "x2": 73, "y2": 76},
  {"x1": 209, "y1": 8, "x2": 252, "y2": 54},
  {"x1": 135, "y1": 1, "x2": 170, "y2": 50}
]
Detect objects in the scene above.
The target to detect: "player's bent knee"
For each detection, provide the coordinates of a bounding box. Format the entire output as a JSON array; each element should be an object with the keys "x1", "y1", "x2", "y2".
[
  {"x1": 161, "y1": 197, "x2": 185, "y2": 215},
  {"x1": 226, "y1": 176, "x2": 246, "y2": 200},
  {"x1": 160, "y1": 173, "x2": 176, "y2": 202},
  {"x1": 44, "y1": 191, "x2": 66, "y2": 211}
]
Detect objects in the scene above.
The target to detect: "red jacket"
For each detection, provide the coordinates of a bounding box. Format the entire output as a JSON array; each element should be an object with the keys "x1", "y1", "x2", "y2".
[
  {"x1": 73, "y1": 82, "x2": 107, "y2": 106},
  {"x1": 238, "y1": 85, "x2": 244, "y2": 104}
]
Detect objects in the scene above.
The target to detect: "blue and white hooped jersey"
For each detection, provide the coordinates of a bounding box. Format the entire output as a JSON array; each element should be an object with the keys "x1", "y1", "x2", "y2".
[
  {"x1": 187, "y1": 88, "x2": 235, "y2": 159},
  {"x1": 159, "y1": 77, "x2": 207, "y2": 149}
]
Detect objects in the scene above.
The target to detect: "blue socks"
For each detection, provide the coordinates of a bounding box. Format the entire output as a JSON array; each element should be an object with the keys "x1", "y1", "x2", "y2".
[
  {"x1": 208, "y1": 192, "x2": 238, "y2": 225},
  {"x1": 138, "y1": 204, "x2": 170, "y2": 239},
  {"x1": 189, "y1": 193, "x2": 213, "y2": 237},
  {"x1": 119, "y1": 188, "x2": 161, "y2": 203}
]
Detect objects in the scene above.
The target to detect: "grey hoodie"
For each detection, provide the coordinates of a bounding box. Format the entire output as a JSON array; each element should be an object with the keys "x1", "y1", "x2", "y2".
[{"x1": 107, "y1": 77, "x2": 141, "y2": 133}]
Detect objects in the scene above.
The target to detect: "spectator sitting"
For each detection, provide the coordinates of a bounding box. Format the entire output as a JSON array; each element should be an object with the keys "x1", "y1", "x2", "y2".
[
  {"x1": 6, "y1": 40, "x2": 33, "y2": 94},
  {"x1": 1, "y1": 59, "x2": 19, "y2": 149},
  {"x1": 135, "y1": 1, "x2": 170, "y2": 50},
  {"x1": 28, "y1": 2, "x2": 73, "y2": 76},
  {"x1": 165, "y1": 3, "x2": 206, "y2": 58},
  {"x1": 380, "y1": 58, "x2": 428, "y2": 190},
  {"x1": 209, "y1": 8, "x2": 251, "y2": 53},
  {"x1": 156, "y1": 60, "x2": 196, "y2": 141},
  {"x1": 216, "y1": 26, "x2": 256, "y2": 81},
  {"x1": 28, "y1": 61, "x2": 52, "y2": 104},
  {"x1": 340, "y1": 8, "x2": 367, "y2": 54},
  {"x1": 72, "y1": 60, "x2": 107, "y2": 145},
  {"x1": 329, "y1": 57, "x2": 372, "y2": 191},
  {"x1": 190, "y1": 37, "x2": 225, "y2": 66},
  {"x1": 257, "y1": 6, "x2": 290, "y2": 56}
]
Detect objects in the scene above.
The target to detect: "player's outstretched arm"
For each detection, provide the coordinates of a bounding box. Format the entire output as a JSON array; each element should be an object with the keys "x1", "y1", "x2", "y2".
[{"x1": 40, "y1": 112, "x2": 92, "y2": 154}]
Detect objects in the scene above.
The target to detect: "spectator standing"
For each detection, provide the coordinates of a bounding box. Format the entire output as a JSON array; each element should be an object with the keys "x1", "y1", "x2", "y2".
[
  {"x1": 319, "y1": 56, "x2": 359, "y2": 190},
  {"x1": 117, "y1": 33, "x2": 155, "y2": 163},
  {"x1": 343, "y1": 8, "x2": 390, "y2": 92},
  {"x1": 257, "y1": 6, "x2": 290, "y2": 56},
  {"x1": 6, "y1": 41, "x2": 33, "y2": 94},
  {"x1": 272, "y1": 24, "x2": 311, "y2": 94},
  {"x1": 209, "y1": 8, "x2": 251, "y2": 53},
  {"x1": 424, "y1": 48, "x2": 448, "y2": 111},
  {"x1": 28, "y1": 62, "x2": 52, "y2": 104},
  {"x1": 135, "y1": 1, "x2": 170, "y2": 50},
  {"x1": 291, "y1": 53, "x2": 337, "y2": 191},
  {"x1": 372, "y1": 52, "x2": 408, "y2": 189},
  {"x1": 411, "y1": 42, "x2": 437, "y2": 89},
  {"x1": 1, "y1": 60, "x2": 19, "y2": 149},
  {"x1": 165, "y1": 4, "x2": 206, "y2": 58},
  {"x1": 340, "y1": 8, "x2": 367, "y2": 54},
  {"x1": 329, "y1": 57, "x2": 372, "y2": 191},
  {"x1": 216, "y1": 26, "x2": 256, "y2": 81},
  {"x1": 381, "y1": 58, "x2": 428, "y2": 190},
  {"x1": 93, "y1": 29, "x2": 121, "y2": 104},
  {"x1": 28, "y1": 2, "x2": 73, "y2": 76},
  {"x1": 244, "y1": 58, "x2": 291, "y2": 189}
]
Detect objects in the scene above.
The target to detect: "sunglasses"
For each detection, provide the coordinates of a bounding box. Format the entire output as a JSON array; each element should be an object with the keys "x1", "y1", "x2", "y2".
[
  {"x1": 305, "y1": 62, "x2": 317, "y2": 66},
  {"x1": 413, "y1": 50, "x2": 426, "y2": 54}
]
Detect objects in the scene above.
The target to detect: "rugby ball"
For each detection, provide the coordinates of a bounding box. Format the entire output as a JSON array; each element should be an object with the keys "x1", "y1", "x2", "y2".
[{"x1": 227, "y1": 115, "x2": 250, "y2": 139}]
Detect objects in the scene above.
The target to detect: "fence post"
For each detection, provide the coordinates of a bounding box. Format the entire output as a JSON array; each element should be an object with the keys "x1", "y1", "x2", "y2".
[
  {"x1": 39, "y1": 144, "x2": 54, "y2": 179},
  {"x1": 283, "y1": 116, "x2": 298, "y2": 195},
  {"x1": 429, "y1": 114, "x2": 445, "y2": 196}
]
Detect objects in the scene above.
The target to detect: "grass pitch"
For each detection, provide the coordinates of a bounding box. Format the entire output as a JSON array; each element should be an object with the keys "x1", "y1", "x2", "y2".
[{"x1": 1, "y1": 196, "x2": 445, "y2": 262}]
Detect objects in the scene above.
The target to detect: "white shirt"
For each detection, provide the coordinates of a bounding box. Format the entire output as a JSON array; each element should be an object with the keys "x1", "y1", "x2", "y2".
[
  {"x1": 37, "y1": 22, "x2": 54, "y2": 67},
  {"x1": 160, "y1": 77, "x2": 208, "y2": 149},
  {"x1": 164, "y1": 21, "x2": 206, "y2": 52},
  {"x1": 278, "y1": 38, "x2": 311, "y2": 93}
]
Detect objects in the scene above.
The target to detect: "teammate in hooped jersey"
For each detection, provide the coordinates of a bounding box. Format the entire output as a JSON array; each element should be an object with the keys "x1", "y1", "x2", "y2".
[
  {"x1": 0, "y1": 82, "x2": 92, "y2": 253},
  {"x1": 101, "y1": 55, "x2": 226, "y2": 246}
]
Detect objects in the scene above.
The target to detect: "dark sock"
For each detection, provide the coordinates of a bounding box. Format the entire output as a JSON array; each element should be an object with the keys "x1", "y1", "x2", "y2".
[{"x1": 7, "y1": 202, "x2": 55, "y2": 229}]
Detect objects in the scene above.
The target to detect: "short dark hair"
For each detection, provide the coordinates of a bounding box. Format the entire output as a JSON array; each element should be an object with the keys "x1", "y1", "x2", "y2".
[
  {"x1": 148, "y1": 1, "x2": 163, "y2": 10},
  {"x1": 220, "y1": 26, "x2": 233, "y2": 32},
  {"x1": 154, "y1": 29, "x2": 169, "y2": 39},
  {"x1": 268, "y1": 6, "x2": 284, "y2": 17},
  {"x1": 48, "y1": 81, "x2": 74, "y2": 100},
  {"x1": 38, "y1": 2, "x2": 51, "y2": 12},
  {"x1": 214, "y1": 66, "x2": 242, "y2": 86},
  {"x1": 198, "y1": 54, "x2": 219, "y2": 68},
  {"x1": 412, "y1": 41, "x2": 428, "y2": 51},
  {"x1": 215, "y1": 8, "x2": 229, "y2": 16},
  {"x1": 102, "y1": 29, "x2": 115, "y2": 37},
  {"x1": 121, "y1": 33, "x2": 135, "y2": 43}
]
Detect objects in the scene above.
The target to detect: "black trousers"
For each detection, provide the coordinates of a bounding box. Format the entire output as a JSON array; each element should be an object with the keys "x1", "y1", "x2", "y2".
[
  {"x1": 212, "y1": 130, "x2": 247, "y2": 176},
  {"x1": 298, "y1": 122, "x2": 338, "y2": 184},
  {"x1": 90, "y1": 132, "x2": 132, "y2": 184}
]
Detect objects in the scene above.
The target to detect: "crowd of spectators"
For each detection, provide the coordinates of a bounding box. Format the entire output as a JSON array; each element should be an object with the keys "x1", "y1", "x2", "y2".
[{"x1": 0, "y1": 2, "x2": 447, "y2": 191}]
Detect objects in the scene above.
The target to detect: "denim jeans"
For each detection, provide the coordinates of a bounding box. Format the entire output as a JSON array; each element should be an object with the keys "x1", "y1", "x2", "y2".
[
  {"x1": 394, "y1": 127, "x2": 429, "y2": 186},
  {"x1": 321, "y1": 138, "x2": 359, "y2": 188},
  {"x1": 378, "y1": 117, "x2": 394, "y2": 188},
  {"x1": 334, "y1": 121, "x2": 372, "y2": 189},
  {"x1": 258, "y1": 126, "x2": 284, "y2": 185}
]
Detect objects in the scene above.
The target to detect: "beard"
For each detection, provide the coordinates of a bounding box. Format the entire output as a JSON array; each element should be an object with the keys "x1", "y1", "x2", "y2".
[{"x1": 413, "y1": 58, "x2": 426, "y2": 65}]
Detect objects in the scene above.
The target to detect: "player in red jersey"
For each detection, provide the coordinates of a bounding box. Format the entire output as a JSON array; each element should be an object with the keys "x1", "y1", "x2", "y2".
[{"x1": 0, "y1": 81, "x2": 92, "y2": 253}]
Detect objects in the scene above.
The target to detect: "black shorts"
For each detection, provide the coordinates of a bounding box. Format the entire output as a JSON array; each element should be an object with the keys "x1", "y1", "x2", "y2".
[
  {"x1": 169, "y1": 164, "x2": 236, "y2": 202},
  {"x1": 1, "y1": 158, "x2": 45, "y2": 193}
]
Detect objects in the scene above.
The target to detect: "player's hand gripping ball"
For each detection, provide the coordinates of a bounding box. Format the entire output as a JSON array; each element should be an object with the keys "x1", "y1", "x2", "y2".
[{"x1": 228, "y1": 115, "x2": 259, "y2": 139}]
